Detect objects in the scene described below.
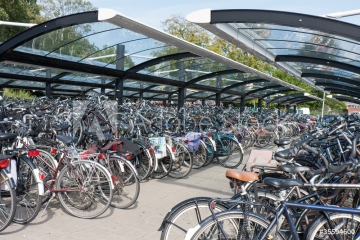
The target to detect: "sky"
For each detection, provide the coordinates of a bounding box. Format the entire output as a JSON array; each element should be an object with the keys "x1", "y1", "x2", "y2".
[{"x1": 88, "y1": 0, "x2": 360, "y2": 30}]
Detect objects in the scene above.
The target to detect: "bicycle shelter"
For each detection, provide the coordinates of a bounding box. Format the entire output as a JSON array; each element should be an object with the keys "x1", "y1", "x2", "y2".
[
  {"x1": 0, "y1": 8, "x2": 308, "y2": 110},
  {"x1": 187, "y1": 9, "x2": 360, "y2": 102}
]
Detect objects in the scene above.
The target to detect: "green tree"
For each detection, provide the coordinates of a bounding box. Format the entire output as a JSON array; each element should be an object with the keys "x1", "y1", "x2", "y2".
[{"x1": 0, "y1": 0, "x2": 40, "y2": 42}]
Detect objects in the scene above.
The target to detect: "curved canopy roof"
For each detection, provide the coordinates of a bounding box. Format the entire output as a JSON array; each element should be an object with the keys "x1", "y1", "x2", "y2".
[
  {"x1": 268, "y1": 93, "x2": 322, "y2": 105},
  {"x1": 187, "y1": 9, "x2": 360, "y2": 98},
  {"x1": 0, "y1": 8, "x2": 303, "y2": 101}
]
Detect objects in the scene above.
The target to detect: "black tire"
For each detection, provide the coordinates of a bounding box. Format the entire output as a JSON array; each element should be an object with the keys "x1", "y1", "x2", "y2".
[
  {"x1": 168, "y1": 142, "x2": 193, "y2": 178},
  {"x1": 305, "y1": 213, "x2": 360, "y2": 240},
  {"x1": 216, "y1": 138, "x2": 243, "y2": 168},
  {"x1": 151, "y1": 147, "x2": 173, "y2": 179},
  {"x1": 0, "y1": 171, "x2": 16, "y2": 232},
  {"x1": 13, "y1": 156, "x2": 42, "y2": 224},
  {"x1": 190, "y1": 210, "x2": 277, "y2": 240},
  {"x1": 202, "y1": 137, "x2": 215, "y2": 167},
  {"x1": 131, "y1": 140, "x2": 153, "y2": 181},
  {"x1": 160, "y1": 198, "x2": 228, "y2": 240},
  {"x1": 109, "y1": 158, "x2": 140, "y2": 209},
  {"x1": 192, "y1": 140, "x2": 208, "y2": 169},
  {"x1": 31, "y1": 149, "x2": 57, "y2": 205}
]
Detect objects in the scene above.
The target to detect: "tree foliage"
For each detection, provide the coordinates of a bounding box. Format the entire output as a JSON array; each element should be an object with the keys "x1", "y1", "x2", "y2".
[{"x1": 0, "y1": 0, "x2": 40, "y2": 42}]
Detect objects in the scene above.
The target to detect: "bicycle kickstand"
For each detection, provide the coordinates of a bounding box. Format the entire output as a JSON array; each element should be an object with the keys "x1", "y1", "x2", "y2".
[{"x1": 41, "y1": 193, "x2": 56, "y2": 218}]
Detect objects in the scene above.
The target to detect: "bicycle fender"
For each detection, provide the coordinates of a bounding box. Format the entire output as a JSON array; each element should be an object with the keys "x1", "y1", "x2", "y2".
[
  {"x1": 158, "y1": 197, "x2": 214, "y2": 231},
  {"x1": 20, "y1": 155, "x2": 45, "y2": 196},
  {"x1": 72, "y1": 160, "x2": 115, "y2": 190},
  {"x1": 108, "y1": 155, "x2": 142, "y2": 181},
  {"x1": 1, "y1": 169, "x2": 16, "y2": 189}
]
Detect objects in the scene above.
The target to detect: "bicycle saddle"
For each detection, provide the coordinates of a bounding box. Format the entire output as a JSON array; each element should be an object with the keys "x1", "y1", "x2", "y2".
[
  {"x1": 0, "y1": 153, "x2": 15, "y2": 160},
  {"x1": 274, "y1": 147, "x2": 298, "y2": 159},
  {"x1": 52, "y1": 124, "x2": 70, "y2": 131},
  {"x1": 263, "y1": 177, "x2": 304, "y2": 189},
  {"x1": 56, "y1": 135, "x2": 78, "y2": 145},
  {"x1": 0, "y1": 133, "x2": 17, "y2": 141},
  {"x1": 278, "y1": 165, "x2": 311, "y2": 174},
  {"x1": 226, "y1": 170, "x2": 259, "y2": 182},
  {"x1": 274, "y1": 139, "x2": 291, "y2": 147},
  {"x1": 309, "y1": 141, "x2": 327, "y2": 148}
]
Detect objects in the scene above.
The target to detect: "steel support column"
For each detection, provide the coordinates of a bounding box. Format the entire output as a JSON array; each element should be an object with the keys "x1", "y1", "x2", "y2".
[
  {"x1": 294, "y1": 105, "x2": 297, "y2": 113},
  {"x1": 257, "y1": 99, "x2": 262, "y2": 110},
  {"x1": 277, "y1": 103, "x2": 281, "y2": 115},
  {"x1": 215, "y1": 93, "x2": 221, "y2": 107},
  {"x1": 163, "y1": 99, "x2": 166, "y2": 106},
  {"x1": 115, "y1": 45, "x2": 125, "y2": 105},
  {"x1": 202, "y1": 99, "x2": 205, "y2": 106},
  {"x1": 240, "y1": 96, "x2": 245, "y2": 113},
  {"x1": 101, "y1": 78, "x2": 105, "y2": 95},
  {"x1": 178, "y1": 62, "x2": 186, "y2": 110},
  {"x1": 139, "y1": 91, "x2": 143, "y2": 101},
  {"x1": 45, "y1": 69, "x2": 51, "y2": 98},
  {"x1": 216, "y1": 75, "x2": 221, "y2": 107},
  {"x1": 178, "y1": 87, "x2": 185, "y2": 110}
]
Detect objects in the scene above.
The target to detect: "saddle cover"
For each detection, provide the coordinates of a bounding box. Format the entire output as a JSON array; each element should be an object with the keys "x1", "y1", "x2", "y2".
[{"x1": 184, "y1": 132, "x2": 202, "y2": 152}]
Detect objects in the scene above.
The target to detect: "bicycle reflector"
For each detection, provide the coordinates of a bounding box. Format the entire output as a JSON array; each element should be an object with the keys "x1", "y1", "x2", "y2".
[
  {"x1": 98, "y1": 153, "x2": 105, "y2": 159},
  {"x1": 210, "y1": 200, "x2": 216, "y2": 210},
  {"x1": 171, "y1": 147, "x2": 175, "y2": 153},
  {"x1": 50, "y1": 148, "x2": 57, "y2": 155},
  {"x1": 207, "y1": 133, "x2": 213, "y2": 138},
  {"x1": 0, "y1": 159, "x2": 10, "y2": 168},
  {"x1": 184, "y1": 139, "x2": 189, "y2": 144},
  {"x1": 111, "y1": 175, "x2": 117, "y2": 184},
  {"x1": 125, "y1": 153, "x2": 132, "y2": 159},
  {"x1": 111, "y1": 144, "x2": 118, "y2": 151},
  {"x1": 28, "y1": 150, "x2": 40, "y2": 157},
  {"x1": 39, "y1": 173, "x2": 45, "y2": 181},
  {"x1": 149, "y1": 148, "x2": 154, "y2": 155}
]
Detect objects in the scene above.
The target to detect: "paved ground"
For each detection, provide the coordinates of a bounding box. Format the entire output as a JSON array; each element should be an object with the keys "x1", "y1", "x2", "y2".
[{"x1": 2, "y1": 149, "x2": 264, "y2": 240}]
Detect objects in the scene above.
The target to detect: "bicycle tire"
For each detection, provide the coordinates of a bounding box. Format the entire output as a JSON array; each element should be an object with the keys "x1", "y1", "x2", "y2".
[
  {"x1": 305, "y1": 213, "x2": 360, "y2": 240},
  {"x1": 0, "y1": 170, "x2": 16, "y2": 232},
  {"x1": 13, "y1": 155, "x2": 42, "y2": 224},
  {"x1": 151, "y1": 147, "x2": 173, "y2": 179},
  {"x1": 189, "y1": 210, "x2": 278, "y2": 240},
  {"x1": 216, "y1": 138, "x2": 243, "y2": 168},
  {"x1": 202, "y1": 137, "x2": 215, "y2": 167},
  {"x1": 168, "y1": 142, "x2": 193, "y2": 178},
  {"x1": 31, "y1": 149, "x2": 58, "y2": 204},
  {"x1": 57, "y1": 161, "x2": 113, "y2": 219},
  {"x1": 109, "y1": 158, "x2": 140, "y2": 209},
  {"x1": 192, "y1": 140, "x2": 208, "y2": 169},
  {"x1": 160, "y1": 198, "x2": 228, "y2": 240}
]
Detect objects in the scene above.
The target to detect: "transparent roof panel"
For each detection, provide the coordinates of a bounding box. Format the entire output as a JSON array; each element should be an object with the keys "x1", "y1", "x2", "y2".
[
  {"x1": 0, "y1": 63, "x2": 49, "y2": 78},
  {"x1": 53, "y1": 85, "x2": 91, "y2": 91},
  {"x1": 59, "y1": 73, "x2": 113, "y2": 84},
  {"x1": 15, "y1": 22, "x2": 185, "y2": 71},
  {"x1": 142, "y1": 57, "x2": 232, "y2": 82},
  {"x1": 231, "y1": 22, "x2": 360, "y2": 70},
  {"x1": 9, "y1": 81, "x2": 45, "y2": 88}
]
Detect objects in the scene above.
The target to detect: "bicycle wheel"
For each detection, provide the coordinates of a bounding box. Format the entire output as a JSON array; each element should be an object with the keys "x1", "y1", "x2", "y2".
[
  {"x1": 160, "y1": 198, "x2": 228, "y2": 240},
  {"x1": 131, "y1": 141, "x2": 152, "y2": 181},
  {"x1": 109, "y1": 158, "x2": 140, "y2": 209},
  {"x1": 305, "y1": 213, "x2": 360, "y2": 240},
  {"x1": 216, "y1": 138, "x2": 243, "y2": 169},
  {"x1": 202, "y1": 137, "x2": 215, "y2": 167},
  {"x1": 13, "y1": 156, "x2": 42, "y2": 224},
  {"x1": 192, "y1": 140, "x2": 208, "y2": 169},
  {"x1": 151, "y1": 147, "x2": 173, "y2": 179},
  {"x1": 31, "y1": 149, "x2": 57, "y2": 204},
  {"x1": 57, "y1": 161, "x2": 113, "y2": 219},
  {"x1": 0, "y1": 170, "x2": 16, "y2": 232},
  {"x1": 189, "y1": 210, "x2": 275, "y2": 240},
  {"x1": 168, "y1": 142, "x2": 193, "y2": 179}
]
